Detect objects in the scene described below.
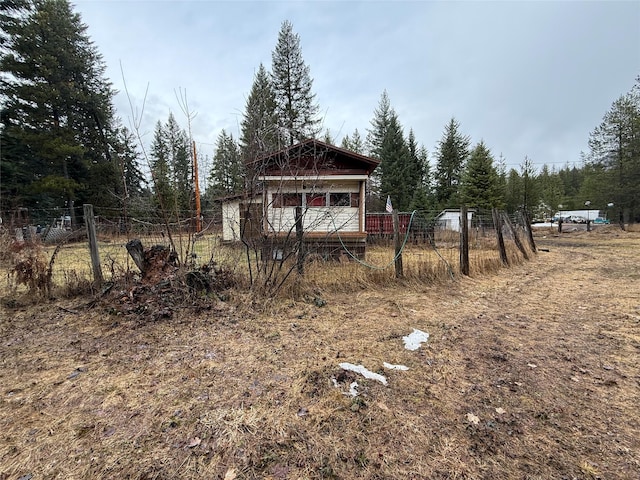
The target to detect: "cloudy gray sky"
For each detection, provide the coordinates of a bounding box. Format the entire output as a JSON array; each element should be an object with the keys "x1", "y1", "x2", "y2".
[{"x1": 74, "y1": 0, "x2": 639, "y2": 174}]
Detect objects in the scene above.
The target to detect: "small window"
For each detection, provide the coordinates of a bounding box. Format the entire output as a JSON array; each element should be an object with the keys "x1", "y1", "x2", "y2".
[
  {"x1": 307, "y1": 193, "x2": 326, "y2": 207},
  {"x1": 273, "y1": 193, "x2": 302, "y2": 208},
  {"x1": 330, "y1": 193, "x2": 351, "y2": 207}
]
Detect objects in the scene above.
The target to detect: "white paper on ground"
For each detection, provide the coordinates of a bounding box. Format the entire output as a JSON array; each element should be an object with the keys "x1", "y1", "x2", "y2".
[
  {"x1": 383, "y1": 362, "x2": 409, "y2": 371},
  {"x1": 402, "y1": 329, "x2": 429, "y2": 350},
  {"x1": 339, "y1": 362, "x2": 388, "y2": 386}
]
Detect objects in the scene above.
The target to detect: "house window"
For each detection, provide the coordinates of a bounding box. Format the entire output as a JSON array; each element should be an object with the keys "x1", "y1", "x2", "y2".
[
  {"x1": 273, "y1": 193, "x2": 302, "y2": 208},
  {"x1": 306, "y1": 193, "x2": 326, "y2": 207},
  {"x1": 330, "y1": 193, "x2": 351, "y2": 207}
]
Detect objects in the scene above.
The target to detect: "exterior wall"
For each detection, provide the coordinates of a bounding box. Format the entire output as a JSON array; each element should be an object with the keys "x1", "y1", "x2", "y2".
[
  {"x1": 436, "y1": 211, "x2": 474, "y2": 232},
  {"x1": 265, "y1": 181, "x2": 362, "y2": 235},
  {"x1": 222, "y1": 200, "x2": 241, "y2": 242}
]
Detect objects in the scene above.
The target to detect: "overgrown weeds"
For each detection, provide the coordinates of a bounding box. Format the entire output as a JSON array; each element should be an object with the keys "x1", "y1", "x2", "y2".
[{"x1": 5, "y1": 236, "x2": 59, "y2": 298}]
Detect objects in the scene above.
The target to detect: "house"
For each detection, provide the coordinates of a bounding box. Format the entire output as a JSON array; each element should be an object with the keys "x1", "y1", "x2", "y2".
[
  {"x1": 435, "y1": 208, "x2": 475, "y2": 232},
  {"x1": 222, "y1": 139, "x2": 380, "y2": 258}
]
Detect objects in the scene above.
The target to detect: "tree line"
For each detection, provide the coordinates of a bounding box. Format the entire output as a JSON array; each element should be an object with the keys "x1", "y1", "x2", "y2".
[{"x1": 1, "y1": 0, "x2": 638, "y2": 226}]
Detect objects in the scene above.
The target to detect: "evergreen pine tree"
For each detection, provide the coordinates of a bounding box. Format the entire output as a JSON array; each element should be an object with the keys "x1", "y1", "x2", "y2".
[
  {"x1": 407, "y1": 129, "x2": 432, "y2": 211},
  {"x1": 520, "y1": 156, "x2": 539, "y2": 215},
  {"x1": 340, "y1": 128, "x2": 365, "y2": 154},
  {"x1": 504, "y1": 168, "x2": 523, "y2": 214},
  {"x1": 495, "y1": 153, "x2": 508, "y2": 210},
  {"x1": 149, "y1": 121, "x2": 174, "y2": 215},
  {"x1": 537, "y1": 164, "x2": 564, "y2": 220},
  {"x1": 239, "y1": 63, "x2": 280, "y2": 164},
  {"x1": 460, "y1": 141, "x2": 503, "y2": 210},
  {"x1": 367, "y1": 90, "x2": 392, "y2": 159},
  {"x1": 365, "y1": 91, "x2": 393, "y2": 208},
  {"x1": 208, "y1": 130, "x2": 243, "y2": 198},
  {"x1": 0, "y1": 0, "x2": 117, "y2": 216},
  {"x1": 587, "y1": 79, "x2": 640, "y2": 222},
  {"x1": 379, "y1": 114, "x2": 415, "y2": 211},
  {"x1": 434, "y1": 118, "x2": 470, "y2": 209},
  {"x1": 165, "y1": 113, "x2": 192, "y2": 216},
  {"x1": 271, "y1": 20, "x2": 319, "y2": 145}
]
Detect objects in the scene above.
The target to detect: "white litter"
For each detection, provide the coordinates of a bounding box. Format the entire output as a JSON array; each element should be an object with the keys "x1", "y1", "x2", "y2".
[
  {"x1": 348, "y1": 381, "x2": 359, "y2": 397},
  {"x1": 339, "y1": 362, "x2": 388, "y2": 386},
  {"x1": 331, "y1": 377, "x2": 361, "y2": 397},
  {"x1": 383, "y1": 362, "x2": 409, "y2": 371},
  {"x1": 402, "y1": 329, "x2": 430, "y2": 350}
]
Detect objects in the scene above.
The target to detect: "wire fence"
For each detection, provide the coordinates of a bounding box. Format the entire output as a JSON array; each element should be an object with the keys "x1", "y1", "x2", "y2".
[{"x1": 0, "y1": 204, "x2": 538, "y2": 296}]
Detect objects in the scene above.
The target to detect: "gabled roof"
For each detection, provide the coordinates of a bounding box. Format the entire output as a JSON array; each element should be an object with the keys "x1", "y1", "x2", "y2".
[{"x1": 250, "y1": 138, "x2": 380, "y2": 176}]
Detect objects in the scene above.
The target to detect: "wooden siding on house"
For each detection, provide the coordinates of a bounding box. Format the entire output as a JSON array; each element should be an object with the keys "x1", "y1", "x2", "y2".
[
  {"x1": 266, "y1": 206, "x2": 360, "y2": 235},
  {"x1": 222, "y1": 200, "x2": 241, "y2": 242},
  {"x1": 264, "y1": 181, "x2": 363, "y2": 236}
]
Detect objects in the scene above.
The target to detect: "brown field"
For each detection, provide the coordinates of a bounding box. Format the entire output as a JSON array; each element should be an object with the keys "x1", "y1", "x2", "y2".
[{"x1": 1, "y1": 228, "x2": 639, "y2": 479}]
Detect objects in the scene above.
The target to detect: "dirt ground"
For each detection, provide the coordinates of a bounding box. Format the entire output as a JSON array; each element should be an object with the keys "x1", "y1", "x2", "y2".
[{"x1": 1, "y1": 229, "x2": 639, "y2": 479}]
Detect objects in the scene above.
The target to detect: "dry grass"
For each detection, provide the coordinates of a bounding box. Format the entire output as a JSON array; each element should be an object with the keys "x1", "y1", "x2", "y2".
[
  {"x1": 1, "y1": 229, "x2": 639, "y2": 479},
  {"x1": 1, "y1": 229, "x2": 524, "y2": 300}
]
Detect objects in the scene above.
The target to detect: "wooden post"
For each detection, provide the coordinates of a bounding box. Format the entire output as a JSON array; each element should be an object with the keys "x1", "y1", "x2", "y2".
[
  {"x1": 460, "y1": 206, "x2": 470, "y2": 275},
  {"x1": 295, "y1": 206, "x2": 304, "y2": 275},
  {"x1": 83, "y1": 204, "x2": 103, "y2": 285},
  {"x1": 393, "y1": 210, "x2": 403, "y2": 278},
  {"x1": 492, "y1": 208, "x2": 508, "y2": 266},
  {"x1": 521, "y1": 211, "x2": 537, "y2": 253},
  {"x1": 501, "y1": 212, "x2": 528, "y2": 260}
]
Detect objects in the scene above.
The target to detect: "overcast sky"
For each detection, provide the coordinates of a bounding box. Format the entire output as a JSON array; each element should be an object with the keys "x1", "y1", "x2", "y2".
[{"x1": 74, "y1": 0, "x2": 639, "y2": 174}]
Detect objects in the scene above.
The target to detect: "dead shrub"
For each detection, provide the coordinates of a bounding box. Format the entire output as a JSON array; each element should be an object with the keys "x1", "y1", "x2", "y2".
[{"x1": 7, "y1": 239, "x2": 60, "y2": 297}]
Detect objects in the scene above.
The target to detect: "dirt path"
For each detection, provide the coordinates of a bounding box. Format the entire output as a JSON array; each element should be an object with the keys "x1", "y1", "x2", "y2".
[{"x1": 1, "y1": 231, "x2": 639, "y2": 479}]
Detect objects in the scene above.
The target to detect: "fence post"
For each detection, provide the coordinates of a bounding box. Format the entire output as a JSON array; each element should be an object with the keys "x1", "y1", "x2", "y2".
[
  {"x1": 393, "y1": 210, "x2": 403, "y2": 278},
  {"x1": 501, "y1": 212, "x2": 528, "y2": 260},
  {"x1": 521, "y1": 211, "x2": 537, "y2": 253},
  {"x1": 83, "y1": 204, "x2": 103, "y2": 285},
  {"x1": 492, "y1": 208, "x2": 508, "y2": 266},
  {"x1": 460, "y1": 206, "x2": 470, "y2": 275},
  {"x1": 295, "y1": 206, "x2": 305, "y2": 275}
]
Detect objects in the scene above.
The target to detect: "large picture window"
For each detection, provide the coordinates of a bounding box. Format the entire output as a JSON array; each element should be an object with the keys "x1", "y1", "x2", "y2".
[
  {"x1": 273, "y1": 193, "x2": 302, "y2": 208},
  {"x1": 306, "y1": 193, "x2": 326, "y2": 207},
  {"x1": 330, "y1": 193, "x2": 351, "y2": 207},
  {"x1": 273, "y1": 191, "x2": 358, "y2": 208}
]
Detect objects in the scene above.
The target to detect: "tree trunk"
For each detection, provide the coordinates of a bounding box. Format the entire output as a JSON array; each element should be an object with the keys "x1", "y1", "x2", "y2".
[{"x1": 126, "y1": 239, "x2": 146, "y2": 275}]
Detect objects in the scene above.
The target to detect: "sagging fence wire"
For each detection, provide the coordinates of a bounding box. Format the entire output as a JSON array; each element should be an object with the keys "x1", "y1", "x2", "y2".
[{"x1": 1, "y1": 204, "x2": 537, "y2": 296}]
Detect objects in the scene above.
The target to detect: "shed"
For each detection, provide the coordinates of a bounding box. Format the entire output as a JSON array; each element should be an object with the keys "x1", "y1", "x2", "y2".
[{"x1": 435, "y1": 208, "x2": 475, "y2": 232}]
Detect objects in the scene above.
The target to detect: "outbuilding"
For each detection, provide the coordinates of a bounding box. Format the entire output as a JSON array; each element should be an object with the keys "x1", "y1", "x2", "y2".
[{"x1": 222, "y1": 139, "x2": 379, "y2": 258}]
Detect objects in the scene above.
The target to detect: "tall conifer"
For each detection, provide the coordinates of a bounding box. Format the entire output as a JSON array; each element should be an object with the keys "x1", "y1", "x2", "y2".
[{"x1": 271, "y1": 20, "x2": 319, "y2": 145}]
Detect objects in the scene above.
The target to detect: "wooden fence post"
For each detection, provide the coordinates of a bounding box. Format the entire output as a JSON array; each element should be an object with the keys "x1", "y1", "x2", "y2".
[
  {"x1": 501, "y1": 212, "x2": 528, "y2": 260},
  {"x1": 460, "y1": 206, "x2": 470, "y2": 275},
  {"x1": 295, "y1": 206, "x2": 305, "y2": 275},
  {"x1": 83, "y1": 204, "x2": 103, "y2": 285},
  {"x1": 492, "y1": 208, "x2": 508, "y2": 266},
  {"x1": 521, "y1": 211, "x2": 537, "y2": 253},
  {"x1": 393, "y1": 210, "x2": 403, "y2": 278}
]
